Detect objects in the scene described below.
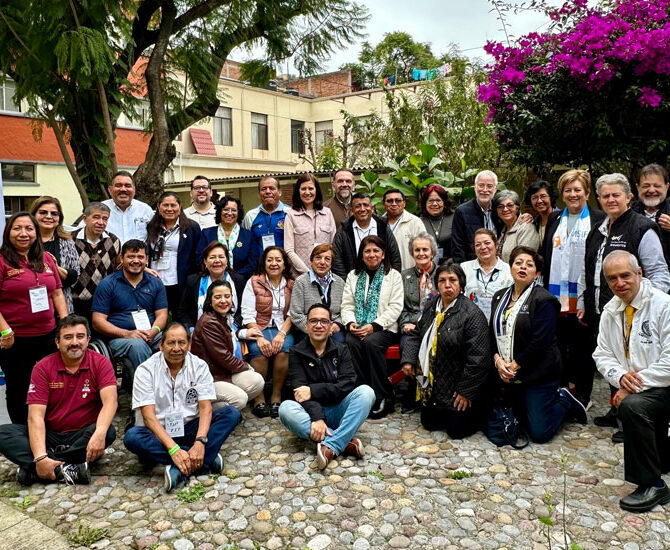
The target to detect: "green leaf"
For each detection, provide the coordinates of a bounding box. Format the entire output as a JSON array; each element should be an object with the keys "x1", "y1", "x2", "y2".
[
  {"x1": 409, "y1": 154, "x2": 422, "y2": 170},
  {"x1": 362, "y1": 170, "x2": 379, "y2": 185},
  {"x1": 418, "y1": 143, "x2": 437, "y2": 163},
  {"x1": 538, "y1": 517, "x2": 554, "y2": 526}
]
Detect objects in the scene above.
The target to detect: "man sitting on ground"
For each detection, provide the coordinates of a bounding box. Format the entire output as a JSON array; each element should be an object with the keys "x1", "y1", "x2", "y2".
[
  {"x1": 278, "y1": 304, "x2": 375, "y2": 470},
  {"x1": 594, "y1": 250, "x2": 670, "y2": 512},
  {"x1": 0, "y1": 315, "x2": 117, "y2": 485},
  {"x1": 123, "y1": 323, "x2": 241, "y2": 492}
]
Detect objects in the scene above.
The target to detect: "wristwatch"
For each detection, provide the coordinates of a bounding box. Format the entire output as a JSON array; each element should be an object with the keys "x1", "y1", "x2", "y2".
[{"x1": 195, "y1": 436, "x2": 208, "y2": 445}]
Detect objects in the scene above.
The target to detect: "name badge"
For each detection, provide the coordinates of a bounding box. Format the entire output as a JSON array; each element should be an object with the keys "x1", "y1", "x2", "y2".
[
  {"x1": 29, "y1": 285, "x2": 49, "y2": 313},
  {"x1": 164, "y1": 410, "x2": 185, "y2": 437},
  {"x1": 155, "y1": 257, "x2": 170, "y2": 270},
  {"x1": 262, "y1": 234, "x2": 276, "y2": 249},
  {"x1": 435, "y1": 247, "x2": 445, "y2": 262},
  {"x1": 131, "y1": 309, "x2": 151, "y2": 330}
]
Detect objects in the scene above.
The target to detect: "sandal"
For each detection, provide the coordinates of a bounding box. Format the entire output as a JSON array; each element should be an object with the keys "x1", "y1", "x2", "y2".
[
  {"x1": 252, "y1": 402, "x2": 271, "y2": 418},
  {"x1": 270, "y1": 403, "x2": 281, "y2": 418}
]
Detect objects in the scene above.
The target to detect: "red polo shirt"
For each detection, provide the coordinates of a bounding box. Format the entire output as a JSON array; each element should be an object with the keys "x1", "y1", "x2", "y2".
[{"x1": 27, "y1": 349, "x2": 117, "y2": 433}]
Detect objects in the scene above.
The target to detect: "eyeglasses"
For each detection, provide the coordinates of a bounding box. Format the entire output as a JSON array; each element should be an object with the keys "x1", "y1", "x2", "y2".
[
  {"x1": 222, "y1": 208, "x2": 238, "y2": 214},
  {"x1": 476, "y1": 184, "x2": 496, "y2": 190},
  {"x1": 531, "y1": 194, "x2": 550, "y2": 201},
  {"x1": 307, "y1": 318, "x2": 331, "y2": 326},
  {"x1": 37, "y1": 210, "x2": 60, "y2": 218},
  {"x1": 427, "y1": 199, "x2": 443, "y2": 205},
  {"x1": 497, "y1": 203, "x2": 516, "y2": 211},
  {"x1": 385, "y1": 198, "x2": 404, "y2": 204},
  {"x1": 192, "y1": 185, "x2": 210, "y2": 191}
]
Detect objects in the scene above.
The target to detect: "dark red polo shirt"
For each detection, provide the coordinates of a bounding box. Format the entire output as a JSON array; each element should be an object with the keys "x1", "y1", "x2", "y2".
[{"x1": 27, "y1": 349, "x2": 117, "y2": 433}]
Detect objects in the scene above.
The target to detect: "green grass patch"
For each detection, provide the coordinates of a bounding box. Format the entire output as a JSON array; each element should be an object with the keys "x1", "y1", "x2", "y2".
[
  {"x1": 176, "y1": 482, "x2": 206, "y2": 503},
  {"x1": 444, "y1": 470, "x2": 472, "y2": 480},
  {"x1": 67, "y1": 524, "x2": 108, "y2": 546},
  {"x1": 224, "y1": 471, "x2": 238, "y2": 480},
  {"x1": 0, "y1": 487, "x2": 19, "y2": 498},
  {"x1": 12, "y1": 496, "x2": 32, "y2": 510},
  {"x1": 368, "y1": 471, "x2": 384, "y2": 481}
]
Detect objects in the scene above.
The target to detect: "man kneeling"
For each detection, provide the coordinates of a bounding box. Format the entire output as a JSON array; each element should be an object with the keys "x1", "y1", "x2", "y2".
[
  {"x1": 279, "y1": 304, "x2": 375, "y2": 470},
  {"x1": 124, "y1": 323, "x2": 241, "y2": 492},
  {"x1": 0, "y1": 315, "x2": 117, "y2": 485}
]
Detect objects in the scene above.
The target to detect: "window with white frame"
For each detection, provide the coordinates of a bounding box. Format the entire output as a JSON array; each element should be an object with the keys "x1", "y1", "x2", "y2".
[
  {"x1": 213, "y1": 107, "x2": 232, "y2": 146},
  {"x1": 1, "y1": 163, "x2": 35, "y2": 183},
  {"x1": 291, "y1": 120, "x2": 305, "y2": 154},
  {"x1": 315, "y1": 120, "x2": 333, "y2": 148},
  {"x1": 129, "y1": 99, "x2": 151, "y2": 128},
  {"x1": 0, "y1": 79, "x2": 20, "y2": 112},
  {"x1": 251, "y1": 112, "x2": 268, "y2": 150}
]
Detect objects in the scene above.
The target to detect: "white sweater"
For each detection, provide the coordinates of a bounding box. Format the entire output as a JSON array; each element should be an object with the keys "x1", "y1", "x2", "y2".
[{"x1": 341, "y1": 268, "x2": 403, "y2": 333}]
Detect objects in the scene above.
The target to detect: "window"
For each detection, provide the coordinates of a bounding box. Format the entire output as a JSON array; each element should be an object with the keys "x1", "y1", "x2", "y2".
[
  {"x1": 291, "y1": 120, "x2": 305, "y2": 154},
  {"x1": 0, "y1": 79, "x2": 20, "y2": 112},
  {"x1": 1, "y1": 163, "x2": 35, "y2": 183},
  {"x1": 130, "y1": 99, "x2": 151, "y2": 128},
  {"x1": 315, "y1": 120, "x2": 333, "y2": 148},
  {"x1": 213, "y1": 107, "x2": 232, "y2": 146},
  {"x1": 251, "y1": 112, "x2": 268, "y2": 150},
  {"x1": 4, "y1": 197, "x2": 25, "y2": 219}
]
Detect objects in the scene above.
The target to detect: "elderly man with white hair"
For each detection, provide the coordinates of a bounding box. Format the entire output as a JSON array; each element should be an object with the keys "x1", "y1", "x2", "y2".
[
  {"x1": 451, "y1": 170, "x2": 501, "y2": 263},
  {"x1": 594, "y1": 250, "x2": 670, "y2": 513}
]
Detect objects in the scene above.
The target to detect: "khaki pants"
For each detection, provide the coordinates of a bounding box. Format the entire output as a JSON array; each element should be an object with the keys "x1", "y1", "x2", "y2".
[{"x1": 213, "y1": 371, "x2": 265, "y2": 410}]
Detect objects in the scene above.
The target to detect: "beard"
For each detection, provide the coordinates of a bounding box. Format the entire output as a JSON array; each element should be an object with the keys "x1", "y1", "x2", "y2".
[{"x1": 641, "y1": 195, "x2": 666, "y2": 208}]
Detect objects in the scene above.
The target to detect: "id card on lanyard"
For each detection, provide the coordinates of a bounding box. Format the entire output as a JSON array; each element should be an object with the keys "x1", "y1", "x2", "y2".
[{"x1": 164, "y1": 371, "x2": 185, "y2": 437}]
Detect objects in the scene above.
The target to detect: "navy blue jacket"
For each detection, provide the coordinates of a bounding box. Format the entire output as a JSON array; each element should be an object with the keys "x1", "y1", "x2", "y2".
[
  {"x1": 451, "y1": 199, "x2": 501, "y2": 263},
  {"x1": 148, "y1": 222, "x2": 201, "y2": 288},
  {"x1": 197, "y1": 226, "x2": 258, "y2": 279}
]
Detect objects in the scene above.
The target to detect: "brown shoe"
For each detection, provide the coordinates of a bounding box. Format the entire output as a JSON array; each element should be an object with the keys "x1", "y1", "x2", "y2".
[
  {"x1": 343, "y1": 438, "x2": 364, "y2": 459},
  {"x1": 316, "y1": 443, "x2": 336, "y2": 470}
]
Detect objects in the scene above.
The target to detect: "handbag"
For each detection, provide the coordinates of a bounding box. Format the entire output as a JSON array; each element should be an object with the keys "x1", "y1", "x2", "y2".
[{"x1": 486, "y1": 400, "x2": 529, "y2": 449}]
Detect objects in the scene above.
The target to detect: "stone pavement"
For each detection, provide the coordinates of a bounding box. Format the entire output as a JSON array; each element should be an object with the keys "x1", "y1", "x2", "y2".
[{"x1": 0, "y1": 377, "x2": 668, "y2": 550}]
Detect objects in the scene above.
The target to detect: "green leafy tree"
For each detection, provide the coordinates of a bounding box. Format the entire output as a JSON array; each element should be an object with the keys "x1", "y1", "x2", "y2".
[{"x1": 0, "y1": 0, "x2": 369, "y2": 204}]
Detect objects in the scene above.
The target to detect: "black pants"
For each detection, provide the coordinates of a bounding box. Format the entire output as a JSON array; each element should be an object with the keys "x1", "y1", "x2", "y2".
[
  {"x1": 421, "y1": 403, "x2": 482, "y2": 439},
  {"x1": 556, "y1": 313, "x2": 597, "y2": 402},
  {"x1": 0, "y1": 422, "x2": 116, "y2": 470},
  {"x1": 618, "y1": 387, "x2": 670, "y2": 487},
  {"x1": 346, "y1": 329, "x2": 397, "y2": 402},
  {"x1": 0, "y1": 333, "x2": 56, "y2": 424},
  {"x1": 165, "y1": 284, "x2": 182, "y2": 318}
]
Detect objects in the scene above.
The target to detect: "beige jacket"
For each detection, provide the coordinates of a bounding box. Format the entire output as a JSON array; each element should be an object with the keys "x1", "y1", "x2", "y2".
[{"x1": 284, "y1": 207, "x2": 337, "y2": 275}]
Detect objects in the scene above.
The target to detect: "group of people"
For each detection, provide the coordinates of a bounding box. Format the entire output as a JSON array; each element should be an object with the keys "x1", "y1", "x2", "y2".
[{"x1": 1, "y1": 165, "x2": 670, "y2": 513}]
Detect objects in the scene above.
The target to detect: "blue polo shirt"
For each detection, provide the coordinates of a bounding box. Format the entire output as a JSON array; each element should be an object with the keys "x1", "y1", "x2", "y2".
[{"x1": 92, "y1": 270, "x2": 168, "y2": 331}]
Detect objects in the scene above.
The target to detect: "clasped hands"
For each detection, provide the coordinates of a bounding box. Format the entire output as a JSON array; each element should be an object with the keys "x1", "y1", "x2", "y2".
[
  {"x1": 614, "y1": 371, "x2": 644, "y2": 408},
  {"x1": 495, "y1": 356, "x2": 519, "y2": 383},
  {"x1": 248, "y1": 327, "x2": 285, "y2": 357},
  {"x1": 349, "y1": 322, "x2": 373, "y2": 339}
]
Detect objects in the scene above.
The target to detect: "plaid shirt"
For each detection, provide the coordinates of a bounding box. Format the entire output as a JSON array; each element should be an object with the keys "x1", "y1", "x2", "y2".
[{"x1": 71, "y1": 228, "x2": 121, "y2": 302}]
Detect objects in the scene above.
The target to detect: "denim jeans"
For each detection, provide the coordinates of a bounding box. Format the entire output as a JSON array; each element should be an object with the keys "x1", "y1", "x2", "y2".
[
  {"x1": 246, "y1": 327, "x2": 294, "y2": 360},
  {"x1": 123, "y1": 406, "x2": 241, "y2": 467},
  {"x1": 109, "y1": 333, "x2": 161, "y2": 369},
  {"x1": 278, "y1": 385, "x2": 375, "y2": 455},
  {"x1": 512, "y1": 380, "x2": 570, "y2": 443}
]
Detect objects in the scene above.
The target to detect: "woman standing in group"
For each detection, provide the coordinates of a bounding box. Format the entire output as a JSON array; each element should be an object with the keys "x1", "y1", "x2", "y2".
[
  {"x1": 401, "y1": 263, "x2": 490, "y2": 438},
  {"x1": 341, "y1": 235, "x2": 403, "y2": 419},
  {"x1": 0, "y1": 213, "x2": 68, "y2": 423},
  {"x1": 461, "y1": 229, "x2": 513, "y2": 321},
  {"x1": 198, "y1": 196, "x2": 257, "y2": 280},
  {"x1": 240, "y1": 246, "x2": 294, "y2": 418},
  {"x1": 490, "y1": 246, "x2": 586, "y2": 443},
  {"x1": 191, "y1": 280, "x2": 265, "y2": 411},
  {"x1": 493, "y1": 190, "x2": 540, "y2": 263},
  {"x1": 419, "y1": 185, "x2": 454, "y2": 264},
  {"x1": 146, "y1": 192, "x2": 201, "y2": 314},
  {"x1": 284, "y1": 174, "x2": 336, "y2": 277},
  {"x1": 524, "y1": 181, "x2": 557, "y2": 245},
  {"x1": 29, "y1": 196, "x2": 80, "y2": 313}
]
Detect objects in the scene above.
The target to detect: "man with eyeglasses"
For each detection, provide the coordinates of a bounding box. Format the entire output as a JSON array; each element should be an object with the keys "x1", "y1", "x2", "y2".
[
  {"x1": 324, "y1": 169, "x2": 355, "y2": 229},
  {"x1": 451, "y1": 170, "x2": 500, "y2": 263},
  {"x1": 102, "y1": 171, "x2": 154, "y2": 244},
  {"x1": 381, "y1": 189, "x2": 425, "y2": 270},
  {"x1": 278, "y1": 304, "x2": 375, "y2": 470},
  {"x1": 185, "y1": 175, "x2": 217, "y2": 229}
]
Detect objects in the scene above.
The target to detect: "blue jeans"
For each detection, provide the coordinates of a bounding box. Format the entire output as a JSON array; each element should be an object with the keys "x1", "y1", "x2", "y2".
[
  {"x1": 123, "y1": 406, "x2": 241, "y2": 467},
  {"x1": 513, "y1": 380, "x2": 570, "y2": 443},
  {"x1": 109, "y1": 333, "x2": 161, "y2": 369},
  {"x1": 246, "y1": 327, "x2": 294, "y2": 360},
  {"x1": 278, "y1": 385, "x2": 375, "y2": 455}
]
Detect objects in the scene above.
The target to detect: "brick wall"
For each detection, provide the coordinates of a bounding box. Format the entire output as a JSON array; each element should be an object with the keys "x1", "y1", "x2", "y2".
[
  {"x1": 221, "y1": 60, "x2": 243, "y2": 80},
  {"x1": 284, "y1": 70, "x2": 356, "y2": 97}
]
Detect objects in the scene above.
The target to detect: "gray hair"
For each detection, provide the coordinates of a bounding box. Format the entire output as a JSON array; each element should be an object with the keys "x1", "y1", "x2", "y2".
[
  {"x1": 595, "y1": 173, "x2": 631, "y2": 196},
  {"x1": 475, "y1": 170, "x2": 498, "y2": 186},
  {"x1": 83, "y1": 202, "x2": 111, "y2": 216},
  {"x1": 408, "y1": 232, "x2": 438, "y2": 257},
  {"x1": 602, "y1": 250, "x2": 640, "y2": 274},
  {"x1": 492, "y1": 190, "x2": 520, "y2": 210}
]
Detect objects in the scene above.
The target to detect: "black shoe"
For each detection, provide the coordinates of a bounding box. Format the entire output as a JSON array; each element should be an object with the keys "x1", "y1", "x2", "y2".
[
  {"x1": 369, "y1": 398, "x2": 393, "y2": 419},
  {"x1": 559, "y1": 387, "x2": 588, "y2": 424},
  {"x1": 620, "y1": 483, "x2": 670, "y2": 513},
  {"x1": 252, "y1": 402, "x2": 271, "y2": 418},
  {"x1": 401, "y1": 403, "x2": 418, "y2": 415},
  {"x1": 16, "y1": 466, "x2": 35, "y2": 487},
  {"x1": 594, "y1": 405, "x2": 618, "y2": 428},
  {"x1": 270, "y1": 403, "x2": 280, "y2": 418},
  {"x1": 55, "y1": 462, "x2": 90, "y2": 485},
  {"x1": 612, "y1": 430, "x2": 624, "y2": 444}
]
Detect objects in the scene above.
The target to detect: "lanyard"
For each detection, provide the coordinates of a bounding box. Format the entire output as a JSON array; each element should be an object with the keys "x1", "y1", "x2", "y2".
[{"x1": 476, "y1": 267, "x2": 500, "y2": 296}]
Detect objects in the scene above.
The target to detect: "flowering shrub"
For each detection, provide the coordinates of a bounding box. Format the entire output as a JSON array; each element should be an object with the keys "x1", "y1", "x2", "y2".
[{"x1": 478, "y1": 0, "x2": 670, "y2": 169}]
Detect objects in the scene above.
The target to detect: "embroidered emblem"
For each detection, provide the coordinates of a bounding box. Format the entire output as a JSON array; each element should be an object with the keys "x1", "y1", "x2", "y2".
[{"x1": 185, "y1": 387, "x2": 199, "y2": 405}]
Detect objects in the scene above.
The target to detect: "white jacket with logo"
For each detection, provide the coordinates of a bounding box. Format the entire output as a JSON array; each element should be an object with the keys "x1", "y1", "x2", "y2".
[{"x1": 593, "y1": 277, "x2": 670, "y2": 390}]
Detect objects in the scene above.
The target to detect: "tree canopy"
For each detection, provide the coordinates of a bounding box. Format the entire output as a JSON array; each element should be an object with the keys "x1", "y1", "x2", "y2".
[{"x1": 0, "y1": 0, "x2": 369, "y2": 204}]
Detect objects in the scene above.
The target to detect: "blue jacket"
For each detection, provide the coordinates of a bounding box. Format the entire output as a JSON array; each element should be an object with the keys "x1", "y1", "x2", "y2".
[
  {"x1": 197, "y1": 225, "x2": 258, "y2": 279},
  {"x1": 148, "y1": 222, "x2": 201, "y2": 288},
  {"x1": 242, "y1": 202, "x2": 290, "y2": 262}
]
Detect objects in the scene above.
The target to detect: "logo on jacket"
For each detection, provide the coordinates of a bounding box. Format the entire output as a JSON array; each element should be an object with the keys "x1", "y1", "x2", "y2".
[
  {"x1": 185, "y1": 387, "x2": 198, "y2": 405},
  {"x1": 640, "y1": 320, "x2": 652, "y2": 339}
]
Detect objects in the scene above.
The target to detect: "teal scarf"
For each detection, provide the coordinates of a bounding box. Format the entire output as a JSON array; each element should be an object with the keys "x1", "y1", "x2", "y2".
[{"x1": 354, "y1": 268, "x2": 384, "y2": 325}]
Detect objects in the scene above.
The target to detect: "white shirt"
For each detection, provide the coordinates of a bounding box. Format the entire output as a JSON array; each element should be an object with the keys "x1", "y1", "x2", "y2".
[
  {"x1": 132, "y1": 351, "x2": 216, "y2": 426},
  {"x1": 102, "y1": 199, "x2": 154, "y2": 244},
  {"x1": 461, "y1": 257, "x2": 513, "y2": 320},
  {"x1": 154, "y1": 225, "x2": 180, "y2": 286},
  {"x1": 185, "y1": 204, "x2": 217, "y2": 229},
  {"x1": 353, "y1": 218, "x2": 378, "y2": 254}
]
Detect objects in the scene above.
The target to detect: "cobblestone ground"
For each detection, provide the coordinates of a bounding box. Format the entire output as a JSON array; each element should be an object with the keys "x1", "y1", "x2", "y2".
[{"x1": 0, "y1": 377, "x2": 668, "y2": 550}]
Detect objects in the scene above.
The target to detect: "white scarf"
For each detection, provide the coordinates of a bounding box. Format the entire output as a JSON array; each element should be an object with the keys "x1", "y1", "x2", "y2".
[{"x1": 493, "y1": 282, "x2": 536, "y2": 362}]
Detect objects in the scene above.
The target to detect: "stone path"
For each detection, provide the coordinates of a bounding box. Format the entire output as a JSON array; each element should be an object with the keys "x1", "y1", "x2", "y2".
[{"x1": 0, "y1": 377, "x2": 668, "y2": 550}]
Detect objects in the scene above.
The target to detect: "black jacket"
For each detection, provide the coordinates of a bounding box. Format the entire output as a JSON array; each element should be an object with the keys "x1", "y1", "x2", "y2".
[
  {"x1": 451, "y1": 199, "x2": 502, "y2": 264},
  {"x1": 631, "y1": 198, "x2": 670, "y2": 266},
  {"x1": 540, "y1": 205, "x2": 607, "y2": 286},
  {"x1": 148, "y1": 222, "x2": 201, "y2": 288},
  {"x1": 287, "y1": 337, "x2": 357, "y2": 421},
  {"x1": 490, "y1": 284, "x2": 561, "y2": 386},
  {"x1": 332, "y1": 215, "x2": 402, "y2": 279},
  {"x1": 175, "y1": 271, "x2": 244, "y2": 329},
  {"x1": 401, "y1": 294, "x2": 490, "y2": 406}
]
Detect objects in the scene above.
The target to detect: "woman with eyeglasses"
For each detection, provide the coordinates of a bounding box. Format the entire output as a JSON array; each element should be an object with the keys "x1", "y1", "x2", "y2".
[
  {"x1": 146, "y1": 192, "x2": 201, "y2": 314},
  {"x1": 523, "y1": 181, "x2": 558, "y2": 244},
  {"x1": 197, "y1": 196, "x2": 258, "y2": 280},
  {"x1": 419, "y1": 185, "x2": 455, "y2": 265},
  {"x1": 492, "y1": 190, "x2": 540, "y2": 263},
  {"x1": 29, "y1": 197, "x2": 80, "y2": 313}
]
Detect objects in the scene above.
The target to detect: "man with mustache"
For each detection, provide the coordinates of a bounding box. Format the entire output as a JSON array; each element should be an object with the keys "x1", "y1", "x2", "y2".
[
  {"x1": 0, "y1": 315, "x2": 118, "y2": 485},
  {"x1": 102, "y1": 171, "x2": 154, "y2": 244},
  {"x1": 632, "y1": 163, "x2": 670, "y2": 266}
]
